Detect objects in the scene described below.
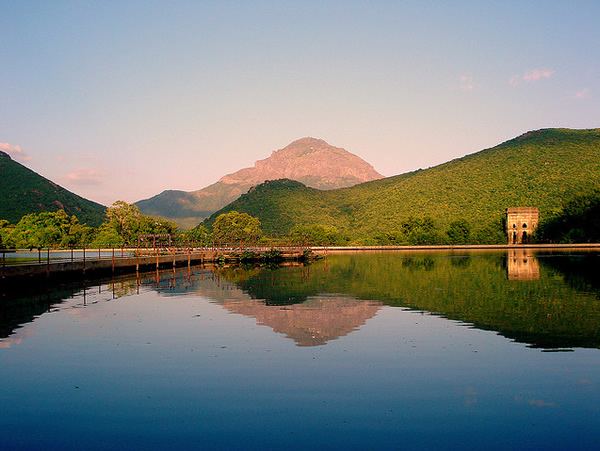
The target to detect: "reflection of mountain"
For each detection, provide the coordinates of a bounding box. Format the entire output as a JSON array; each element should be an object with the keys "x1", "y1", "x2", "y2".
[
  {"x1": 221, "y1": 296, "x2": 382, "y2": 346},
  {"x1": 150, "y1": 268, "x2": 383, "y2": 346},
  {"x1": 2, "y1": 251, "x2": 600, "y2": 350},
  {"x1": 217, "y1": 252, "x2": 600, "y2": 349}
]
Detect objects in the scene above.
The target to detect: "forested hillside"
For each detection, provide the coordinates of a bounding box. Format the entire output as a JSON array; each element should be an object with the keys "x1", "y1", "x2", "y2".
[
  {"x1": 205, "y1": 129, "x2": 600, "y2": 243},
  {"x1": 0, "y1": 151, "x2": 105, "y2": 226}
]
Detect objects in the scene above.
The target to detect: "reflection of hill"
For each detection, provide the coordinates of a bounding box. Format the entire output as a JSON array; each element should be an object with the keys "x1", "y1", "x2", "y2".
[
  {"x1": 153, "y1": 269, "x2": 383, "y2": 347},
  {"x1": 221, "y1": 296, "x2": 381, "y2": 346},
  {"x1": 218, "y1": 252, "x2": 600, "y2": 349},
  {"x1": 3, "y1": 251, "x2": 599, "y2": 350},
  {"x1": 0, "y1": 275, "x2": 142, "y2": 340},
  {"x1": 0, "y1": 284, "x2": 77, "y2": 339},
  {"x1": 538, "y1": 253, "x2": 600, "y2": 295}
]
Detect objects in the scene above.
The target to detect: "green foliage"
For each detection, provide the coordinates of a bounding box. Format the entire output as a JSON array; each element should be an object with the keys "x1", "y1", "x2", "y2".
[
  {"x1": 536, "y1": 191, "x2": 600, "y2": 243},
  {"x1": 103, "y1": 201, "x2": 178, "y2": 245},
  {"x1": 181, "y1": 224, "x2": 212, "y2": 246},
  {"x1": 105, "y1": 201, "x2": 144, "y2": 244},
  {"x1": 261, "y1": 249, "x2": 283, "y2": 262},
  {"x1": 204, "y1": 129, "x2": 600, "y2": 244},
  {"x1": 0, "y1": 220, "x2": 13, "y2": 249},
  {"x1": 0, "y1": 152, "x2": 105, "y2": 225},
  {"x1": 0, "y1": 201, "x2": 180, "y2": 249},
  {"x1": 6, "y1": 210, "x2": 92, "y2": 249},
  {"x1": 90, "y1": 223, "x2": 124, "y2": 247},
  {"x1": 446, "y1": 219, "x2": 471, "y2": 244},
  {"x1": 290, "y1": 224, "x2": 346, "y2": 246},
  {"x1": 212, "y1": 211, "x2": 262, "y2": 245},
  {"x1": 239, "y1": 251, "x2": 259, "y2": 262},
  {"x1": 400, "y1": 217, "x2": 445, "y2": 245}
]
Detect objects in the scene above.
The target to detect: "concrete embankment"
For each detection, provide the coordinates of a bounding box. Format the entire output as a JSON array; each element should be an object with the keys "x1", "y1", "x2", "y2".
[{"x1": 311, "y1": 244, "x2": 600, "y2": 255}]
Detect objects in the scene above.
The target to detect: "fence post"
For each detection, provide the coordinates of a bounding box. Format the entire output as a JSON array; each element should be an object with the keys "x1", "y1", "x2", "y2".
[{"x1": 112, "y1": 247, "x2": 115, "y2": 273}]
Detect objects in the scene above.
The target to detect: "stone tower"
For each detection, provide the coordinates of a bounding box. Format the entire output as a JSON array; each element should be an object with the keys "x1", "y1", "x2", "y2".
[{"x1": 506, "y1": 207, "x2": 539, "y2": 244}]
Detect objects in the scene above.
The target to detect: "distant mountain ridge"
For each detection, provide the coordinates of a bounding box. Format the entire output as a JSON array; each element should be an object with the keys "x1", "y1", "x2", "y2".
[
  {"x1": 0, "y1": 151, "x2": 106, "y2": 225},
  {"x1": 135, "y1": 137, "x2": 382, "y2": 226},
  {"x1": 204, "y1": 128, "x2": 600, "y2": 242}
]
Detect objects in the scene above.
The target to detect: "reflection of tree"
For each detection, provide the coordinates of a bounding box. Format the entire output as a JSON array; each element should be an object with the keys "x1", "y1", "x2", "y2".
[
  {"x1": 538, "y1": 254, "x2": 600, "y2": 295},
  {"x1": 0, "y1": 284, "x2": 78, "y2": 339},
  {"x1": 3, "y1": 252, "x2": 600, "y2": 350},
  {"x1": 218, "y1": 252, "x2": 600, "y2": 349},
  {"x1": 110, "y1": 279, "x2": 140, "y2": 298}
]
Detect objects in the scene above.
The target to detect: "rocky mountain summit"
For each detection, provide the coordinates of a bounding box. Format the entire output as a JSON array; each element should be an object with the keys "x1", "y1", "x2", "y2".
[{"x1": 136, "y1": 137, "x2": 382, "y2": 226}]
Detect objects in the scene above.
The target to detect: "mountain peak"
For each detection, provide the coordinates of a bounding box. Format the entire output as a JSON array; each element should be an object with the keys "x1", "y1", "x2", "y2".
[
  {"x1": 275, "y1": 137, "x2": 342, "y2": 156},
  {"x1": 220, "y1": 138, "x2": 383, "y2": 188},
  {"x1": 0, "y1": 150, "x2": 11, "y2": 159},
  {"x1": 286, "y1": 136, "x2": 328, "y2": 146},
  {"x1": 136, "y1": 137, "x2": 382, "y2": 224}
]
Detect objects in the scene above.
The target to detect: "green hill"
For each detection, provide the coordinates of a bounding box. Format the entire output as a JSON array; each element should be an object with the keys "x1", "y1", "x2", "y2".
[
  {"x1": 0, "y1": 152, "x2": 106, "y2": 226},
  {"x1": 204, "y1": 128, "x2": 600, "y2": 242}
]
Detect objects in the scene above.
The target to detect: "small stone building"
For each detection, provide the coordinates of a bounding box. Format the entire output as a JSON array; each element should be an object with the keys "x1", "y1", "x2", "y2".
[{"x1": 506, "y1": 207, "x2": 539, "y2": 244}]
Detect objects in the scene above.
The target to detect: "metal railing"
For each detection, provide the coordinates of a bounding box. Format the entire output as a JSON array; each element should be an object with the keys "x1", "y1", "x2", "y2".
[{"x1": 0, "y1": 244, "x2": 310, "y2": 268}]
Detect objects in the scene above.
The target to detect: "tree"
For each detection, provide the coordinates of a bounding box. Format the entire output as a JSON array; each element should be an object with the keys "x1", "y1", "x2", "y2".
[
  {"x1": 290, "y1": 224, "x2": 344, "y2": 246},
  {"x1": 103, "y1": 201, "x2": 178, "y2": 245},
  {"x1": 91, "y1": 223, "x2": 124, "y2": 247},
  {"x1": 105, "y1": 201, "x2": 143, "y2": 244},
  {"x1": 472, "y1": 217, "x2": 507, "y2": 245},
  {"x1": 0, "y1": 219, "x2": 13, "y2": 249},
  {"x1": 212, "y1": 211, "x2": 262, "y2": 246},
  {"x1": 446, "y1": 220, "x2": 471, "y2": 244},
  {"x1": 536, "y1": 191, "x2": 600, "y2": 243},
  {"x1": 136, "y1": 215, "x2": 178, "y2": 236},
  {"x1": 181, "y1": 224, "x2": 212, "y2": 246},
  {"x1": 401, "y1": 217, "x2": 444, "y2": 245},
  {"x1": 61, "y1": 215, "x2": 93, "y2": 247},
  {"x1": 7, "y1": 210, "x2": 88, "y2": 248}
]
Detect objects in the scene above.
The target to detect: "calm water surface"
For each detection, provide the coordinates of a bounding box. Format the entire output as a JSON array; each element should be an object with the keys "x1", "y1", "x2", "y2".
[{"x1": 1, "y1": 250, "x2": 599, "y2": 450}]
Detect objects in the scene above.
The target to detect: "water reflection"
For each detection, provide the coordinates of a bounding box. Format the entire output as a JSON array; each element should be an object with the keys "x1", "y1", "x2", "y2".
[
  {"x1": 1, "y1": 251, "x2": 600, "y2": 350},
  {"x1": 2, "y1": 251, "x2": 600, "y2": 450},
  {"x1": 507, "y1": 249, "x2": 540, "y2": 280},
  {"x1": 150, "y1": 267, "x2": 382, "y2": 346},
  {"x1": 221, "y1": 296, "x2": 381, "y2": 346}
]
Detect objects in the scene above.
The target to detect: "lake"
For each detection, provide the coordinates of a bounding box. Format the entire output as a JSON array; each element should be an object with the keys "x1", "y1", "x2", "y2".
[{"x1": 1, "y1": 250, "x2": 599, "y2": 450}]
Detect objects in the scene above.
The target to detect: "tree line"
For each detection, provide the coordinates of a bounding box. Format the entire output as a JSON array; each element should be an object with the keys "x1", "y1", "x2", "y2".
[
  {"x1": 0, "y1": 202, "x2": 261, "y2": 250},
  {"x1": 1, "y1": 192, "x2": 598, "y2": 250}
]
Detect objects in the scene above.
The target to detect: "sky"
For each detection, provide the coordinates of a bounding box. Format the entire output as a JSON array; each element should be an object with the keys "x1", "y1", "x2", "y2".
[{"x1": 1, "y1": 0, "x2": 599, "y2": 205}]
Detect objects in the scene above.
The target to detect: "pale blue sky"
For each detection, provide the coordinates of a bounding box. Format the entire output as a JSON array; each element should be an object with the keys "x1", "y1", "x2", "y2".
[{"x1": 1, "y1": 1, "x2": 599, "y2": 205}]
